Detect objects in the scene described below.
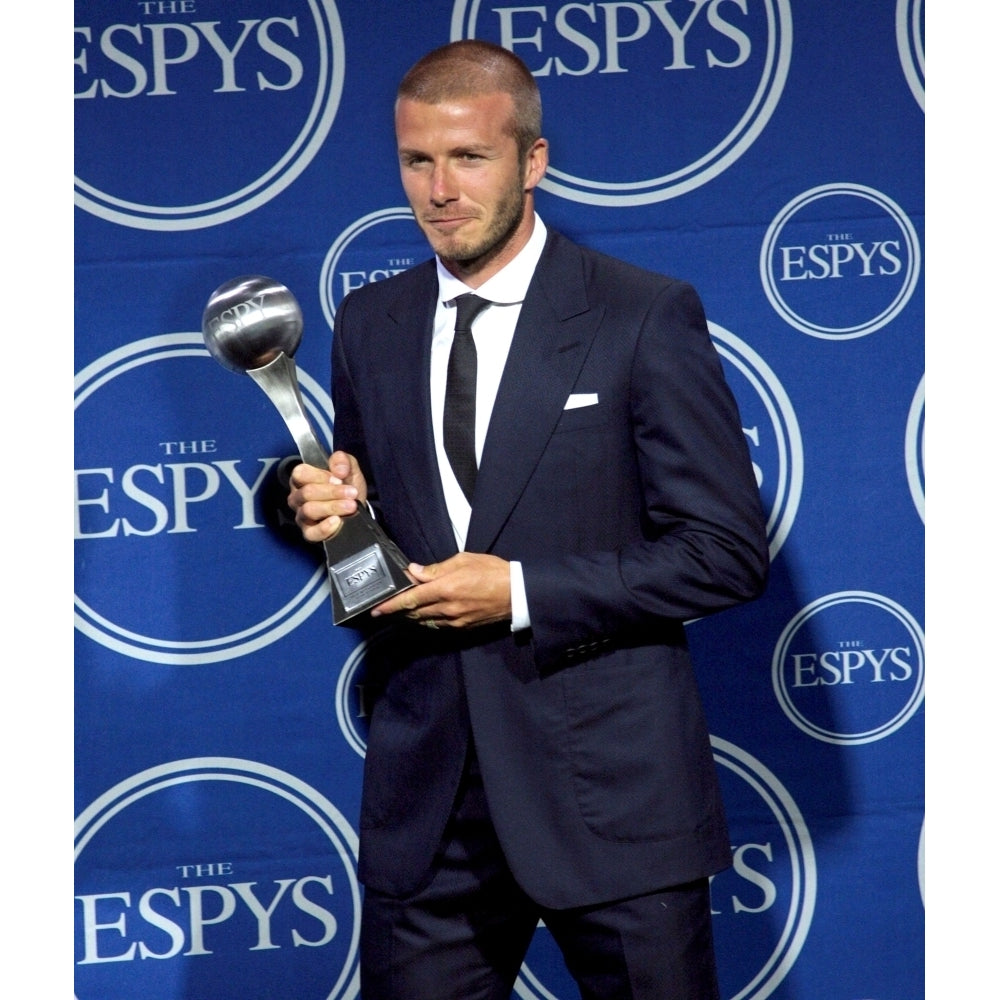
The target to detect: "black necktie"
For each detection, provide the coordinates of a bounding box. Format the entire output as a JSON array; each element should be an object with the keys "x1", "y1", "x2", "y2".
[{"x1": 444, "y1": 293, "x2": 491, "y2": 502}]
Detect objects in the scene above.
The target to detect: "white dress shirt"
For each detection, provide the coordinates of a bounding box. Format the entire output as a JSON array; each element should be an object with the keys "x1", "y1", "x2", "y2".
[{"x1": 430, "y1": 214, "x2": 548, "y2": 631}]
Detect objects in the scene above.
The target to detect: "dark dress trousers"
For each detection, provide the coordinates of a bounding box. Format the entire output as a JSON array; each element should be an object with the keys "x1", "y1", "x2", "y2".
[{"x1": 331, "y1": 228, "x2": 769, "y2": 911}]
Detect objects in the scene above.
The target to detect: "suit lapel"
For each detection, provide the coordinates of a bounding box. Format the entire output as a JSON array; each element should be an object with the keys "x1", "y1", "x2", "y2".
[
  {"x1": 467, "y1": 233, "x2": 602, "y2": 553},
  {"x1": 376, "y1": 265, "x2": 458, "y2": 559}
]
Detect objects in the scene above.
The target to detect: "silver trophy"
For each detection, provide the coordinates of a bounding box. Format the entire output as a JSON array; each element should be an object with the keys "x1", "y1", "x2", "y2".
[{"x1": 202, "y1": 275, "x2": 413, "y2": 624}]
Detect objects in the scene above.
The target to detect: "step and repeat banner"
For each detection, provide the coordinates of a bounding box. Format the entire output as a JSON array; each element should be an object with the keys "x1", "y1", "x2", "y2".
[{"x1": 74, "y1": 2, "x2": 924, "y2": 998}]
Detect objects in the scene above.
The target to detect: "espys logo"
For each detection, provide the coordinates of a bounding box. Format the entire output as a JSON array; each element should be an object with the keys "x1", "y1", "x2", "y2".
[
  {"x1": 760, "y1": 183, "x2": 922, "y2": 340},
  {"x1": 905, "y1": 375, "x2": 925, "y2": 523},
  {"x1": 74, "y1": 334, "x2": 334, "y2": 663},
  {"x1": 772, "y1": 591, "x2": 925, "y2": 745},
  {"x1": 451, "y1": 0, "x2": 792, "y2": 206},
  {"x1": 74, "y1": 758, "x2": 360, "y2": 1000},
  {"x1": 319, "y1": 207, "x2": 428, "y2": 326},
  {"x1": 895, "y1": 0, "x2": 924, "y2": 110},
  {"x1": 74, "y1": 0, "x2": 344, "y2": 230},
  {"x1": 516, "y1": 739, "x2": 816, "y2": 1000}
]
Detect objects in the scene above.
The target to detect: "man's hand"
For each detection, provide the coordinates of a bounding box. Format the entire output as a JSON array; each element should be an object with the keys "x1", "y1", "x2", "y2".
[
  {"x1": 371, "y1": 553, "x2": 512, "y2": 630},
  {"x1": 287, "y1": 451, "x2": 367, "y2": 543}
]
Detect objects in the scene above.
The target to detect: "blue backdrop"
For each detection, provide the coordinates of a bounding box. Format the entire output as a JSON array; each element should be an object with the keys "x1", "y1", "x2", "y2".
[{"x1": 74, "y1": 2, "x2": 925, "y2": 997}]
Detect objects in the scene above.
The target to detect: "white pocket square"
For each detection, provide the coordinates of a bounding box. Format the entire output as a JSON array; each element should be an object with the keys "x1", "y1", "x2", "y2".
[{"x1": 564, "y1": 392, "x2": 599, "y2": 410}]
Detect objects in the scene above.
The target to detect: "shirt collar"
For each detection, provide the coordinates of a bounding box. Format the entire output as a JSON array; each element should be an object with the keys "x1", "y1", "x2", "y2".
[{"x1": 436, "y1": 213, "x2": 548, "y2": 306}]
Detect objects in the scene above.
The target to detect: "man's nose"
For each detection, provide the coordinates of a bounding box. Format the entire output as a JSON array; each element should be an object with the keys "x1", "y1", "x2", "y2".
[{"x1": 430, "y1": 163, "x2": 457, "y2": 204}]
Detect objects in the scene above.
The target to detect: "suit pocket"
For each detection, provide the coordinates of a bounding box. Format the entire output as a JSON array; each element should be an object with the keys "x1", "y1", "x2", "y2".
[
  {"x1": 561, "y1": 647, "x2": 719, "y2": 842},
  {"x1": 552, "y1": 401, "x2": 611, "y2": 433}
]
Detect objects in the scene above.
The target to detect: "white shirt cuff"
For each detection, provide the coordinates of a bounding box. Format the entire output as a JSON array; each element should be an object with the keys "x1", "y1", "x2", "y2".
[{"x1": 509, "y1": 560, "x2": 531, "y2": 632}]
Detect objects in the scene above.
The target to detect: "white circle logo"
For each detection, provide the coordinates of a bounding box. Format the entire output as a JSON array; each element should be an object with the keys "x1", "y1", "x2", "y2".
[
  {"x1": 895, "y1": 0, "x2": 924, "y2": 110},
  {"x1": 74, "y1": 334, "x2": 334, "y2": 663},
  {"x1": 760, "y1": 183, "x2": 921, "y2": 339},
  {"x1": 74, "y1": 1, "x2": 345, "y2": 230},
  {"x1": 451, "y1": 0, "x2": 792, "y2": 206},
  {"x1": 319, "y1": 207, "x2": 426, "y2": 327},
  {"x1": 772, "y1": 591, "x2": 925, "y2": 745},
  {"x1": 75, "y1": 758, "x2": 360, "y2": 1000},
  {"x1": 905, "y1": 375, "x2": 925, "y2": 523}
]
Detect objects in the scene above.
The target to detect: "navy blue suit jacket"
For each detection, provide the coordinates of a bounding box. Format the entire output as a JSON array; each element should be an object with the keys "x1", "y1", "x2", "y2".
[{"x1": 331, "y1": 228, "x2": 769, "y2": 909}]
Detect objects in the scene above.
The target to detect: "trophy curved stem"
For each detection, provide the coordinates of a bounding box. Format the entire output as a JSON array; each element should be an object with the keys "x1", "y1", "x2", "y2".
[{"x1": 247, "y1": 353, "x2": 330, "y2": 470}]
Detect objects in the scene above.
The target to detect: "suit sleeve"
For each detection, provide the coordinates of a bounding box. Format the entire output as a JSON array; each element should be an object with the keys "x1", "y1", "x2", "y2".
[
  {"x1": 522, "y1": 279, "x2": 769, "y2": 669},
  {"x1": 330, "y1": 292, "x2": 379, "y2": 502}
]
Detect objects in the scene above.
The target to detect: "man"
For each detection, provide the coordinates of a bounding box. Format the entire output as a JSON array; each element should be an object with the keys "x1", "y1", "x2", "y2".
[{"x1": 289, "y1": 39, "x2": 768, "y2": 1000}]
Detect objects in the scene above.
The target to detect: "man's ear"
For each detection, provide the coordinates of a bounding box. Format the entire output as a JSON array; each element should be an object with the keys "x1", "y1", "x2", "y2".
[{"x1": 523, "y1": 138, "x2": 549, "y2": 192}]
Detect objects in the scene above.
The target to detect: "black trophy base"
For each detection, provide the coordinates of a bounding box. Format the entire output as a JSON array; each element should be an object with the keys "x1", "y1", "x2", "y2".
[{"x1": 322, "y1": 508, "x2": 413, "y2": 624}]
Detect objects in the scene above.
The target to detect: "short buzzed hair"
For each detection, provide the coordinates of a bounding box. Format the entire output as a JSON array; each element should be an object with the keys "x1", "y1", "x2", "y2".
[{"x1": 397, "y1": 40, "x2": 542, "y2": 159}]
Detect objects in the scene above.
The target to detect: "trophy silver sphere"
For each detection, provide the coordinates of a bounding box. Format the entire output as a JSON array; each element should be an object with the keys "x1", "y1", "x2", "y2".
[{"x1": 202, "y1": 275, "x2": 303, "y2": 373}]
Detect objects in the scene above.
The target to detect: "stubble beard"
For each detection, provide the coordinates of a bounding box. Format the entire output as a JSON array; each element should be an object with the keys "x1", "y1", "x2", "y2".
[{"x1": 428, "y1": 179, "x2": 527, "y2": 275}]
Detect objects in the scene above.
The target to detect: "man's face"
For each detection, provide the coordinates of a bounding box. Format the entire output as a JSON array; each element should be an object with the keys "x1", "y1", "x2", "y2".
[{"x1": 395, "y1": 91, "x2": 547, "y2": 281}]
